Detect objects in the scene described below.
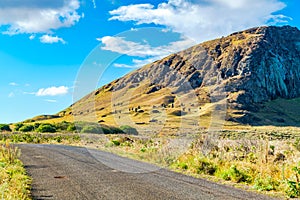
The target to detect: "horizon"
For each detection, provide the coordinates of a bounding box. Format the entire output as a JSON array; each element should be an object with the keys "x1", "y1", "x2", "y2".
[{"x1": 1, "y1": 0, "x2": 300, "y2": 124}]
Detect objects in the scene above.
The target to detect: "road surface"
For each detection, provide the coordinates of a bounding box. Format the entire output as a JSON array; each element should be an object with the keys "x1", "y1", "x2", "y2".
[{"x1": 18, "y1": 144, "x2": 278, "y2": 200}]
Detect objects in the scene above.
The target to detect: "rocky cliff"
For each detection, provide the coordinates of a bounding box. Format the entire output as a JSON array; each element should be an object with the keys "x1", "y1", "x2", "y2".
[{"x1": 110, "y1": 26, "x2": 300, "y2": 109}]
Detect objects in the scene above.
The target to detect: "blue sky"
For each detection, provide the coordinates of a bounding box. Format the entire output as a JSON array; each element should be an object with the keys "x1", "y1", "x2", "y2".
[{"x1": 0, "y1": 0, "x2": 299, "y2": 123}]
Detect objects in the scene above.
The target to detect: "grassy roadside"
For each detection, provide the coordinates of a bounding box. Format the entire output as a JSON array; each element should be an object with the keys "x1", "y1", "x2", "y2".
[
  {"x1": 95, "y1": 131, "x2": 300, "y2": 199},
  {"x1": 2, "y1": 129, "x2": 300, "y2": 199},
  {"x1": 0, "y1": 140, "x2": 31, "y2": 200}
]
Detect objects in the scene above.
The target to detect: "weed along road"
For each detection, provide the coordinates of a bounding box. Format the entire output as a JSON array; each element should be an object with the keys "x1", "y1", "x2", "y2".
[{"x1": 19, "y1": 144, "x2": 277, "y2": 200}]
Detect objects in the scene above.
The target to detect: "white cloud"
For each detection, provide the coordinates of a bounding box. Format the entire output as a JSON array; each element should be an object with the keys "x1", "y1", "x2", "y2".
[
  {"x1": 0, "y1": 0, "x2": 82, "y2": 35},
  {"x1": 9, "y1": 82, "x2": 18, "y2": 86},
  {"x1": 113, "y1": 63, "x2": 137, "y2": 68},
  {"x1": 113, "y1": 58, "x2": 159, "y2": 69},
  {"x1": 98, "y1": 36, "x2": 195, "y2": 57},
  {"x1": 29, "y1": 35, "x2": 35, "y2": 40},
  {"x1": 8, "y1": 92, "x2": 15, "y2": 98},
  {"x1": 36, "y1": 86, "x2": 69, "y2": 96},
  {"x1": 92, "y1": 0, "x2": 97, "y2": 9},
  {"x1": 109, "y1": 0, "x2": 289, "y2": 42},
  {"x1": 40, "y1": 35, "x2": 66, "y2": 44},
  {"x1": 45, "y1": 99, "x2": 58, "y2": 103},
  {"x1": 99, "y1": 35, "x2": 195, "y2": 68}
]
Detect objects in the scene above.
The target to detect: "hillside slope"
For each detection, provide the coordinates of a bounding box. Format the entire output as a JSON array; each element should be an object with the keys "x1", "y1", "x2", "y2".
[{"x1": 29, "y1": 26, "x2": 300, "y2": 131}]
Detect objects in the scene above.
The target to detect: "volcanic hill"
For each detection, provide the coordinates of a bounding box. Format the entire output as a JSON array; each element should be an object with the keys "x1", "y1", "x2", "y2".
[{"x1": 29, "y1": 25, "x2": 300, "y2": 132}]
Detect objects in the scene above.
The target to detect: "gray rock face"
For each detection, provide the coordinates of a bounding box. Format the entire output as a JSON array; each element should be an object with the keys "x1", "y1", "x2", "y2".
[
  {"x1": 234, "y1": 26, "x2": 300, "y2": 105},
  {"x1": 112, "y1": 26, "x2": 300, "y2": 110}
]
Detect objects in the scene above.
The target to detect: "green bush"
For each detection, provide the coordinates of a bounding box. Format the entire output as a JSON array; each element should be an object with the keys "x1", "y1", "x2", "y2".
[
  {"x1": 14, "y1": 123, "x2": 24, "y2": 131},
  {"x1": 120, "y1": 125, "x2": 138, "y2": 135},
  {"x1": 80, "y1": 126, "x2": 102, "y2": 133},
  {"x1": 19, "y1": 125, "x2": 35, "y2": 132},
  {"x1": 55, "y1": 121, "x2": 76, "y2": 132},
  {"x1": 67, "y1": 124, "x2": 76, "y2": 132},
  {"x1": 197, "y1": 158, "x2": 217, "y2": 175},
  {"x1": 112, "y1": 140, "x2": 120, "y2": 146},
  {"x1": 34, "y1": 123, "x2": 41, "y2": 129},
  {"x1": 108, "y1": 126, "x2": 124, "y2": 134},
  {"x1": 254, "y1": 176, "x2": 278, "y2": 191},
  {"x1": 177, "y1": 162, "x2": 188, "y2": 170},
  {"x1": 0, "y1": 124, "x2": 11, "y2": 132},
  {"x1": 286, "y1": 180, "x2": 300, "y2": 198},
  {"x1": 220, "y1": 165, "x2": 251, "y2": 183},
  {"x1": 286, "y1": 166, "x2": 300, "y2": 198},
  {"x1": 36, "y1": 124, "x2": 57, "y2": 133}
]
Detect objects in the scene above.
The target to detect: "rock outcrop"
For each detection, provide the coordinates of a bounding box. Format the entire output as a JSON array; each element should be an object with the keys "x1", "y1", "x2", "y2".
[{"x1": 112, "y1": 26, "x2": 300, "y2": 110}]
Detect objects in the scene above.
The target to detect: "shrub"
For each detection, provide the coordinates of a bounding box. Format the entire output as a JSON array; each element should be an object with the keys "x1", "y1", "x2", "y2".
[
  {"x1": 54, "y1": 121, "x2": 77, "y2": 132},
  {"x1": 80, "y1": 126, "x2": 102, "y2": 133},
  {"x1": 177, "y1": 162, "x2": 188, "y2": 170},
  {"x1": 220, "y1": 165, "x2": 251, "y2": 183},
  {"x1": 19, "y1": 125, "x2": 34, "y2": 132},
  {"x1": 254, "y1": 176, "x2": 278, "y2": 191},
  {"x1": 112, "y1": 140, "x2": 120, "y2": 146},
  {"x1": 34, "y1": 123, "x2": 41, "y2": 129},
  {"x1": 67, "y1": 124, "x2": 76, "y2": 132},
  {"x1": 14, "y1": 123, "x2": 24, "y2": 131},
  {"x1": 285, "y1": 166, "x2": 300, "y2": 198},
  {"x1": 0, "y1": 124, "x2": 11, "y2": 132},
  {"x1": 286, "y1": 180, "x2": 300, "y2": 198},
  {"x1": 197, "y1": 158, "x2": 217, "y2": 175},
  {"x1": 169, "y1": 110, "x2": 187, "y2": 116},
  {"x1": 120, "y1": 125, "x2": 138, "y2": 135},
  {"x1": 108, "y1": 126, "x2": 124, "y2": 134},
  {"x1": 36, "y1": 124, "x2": 57, "y2": 133}
]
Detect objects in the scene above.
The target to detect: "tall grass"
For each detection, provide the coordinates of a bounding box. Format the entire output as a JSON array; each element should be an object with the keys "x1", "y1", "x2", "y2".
[
  {"x1": 0, "y1": 140, "x2": 31, "y2": 200},
  {"x1": 101, "y1": 134, "x2": 300, "y2": 198}
]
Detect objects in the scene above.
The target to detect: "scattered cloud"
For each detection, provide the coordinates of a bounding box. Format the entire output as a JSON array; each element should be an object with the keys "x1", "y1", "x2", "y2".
[
  {"x1": 0, "y1": 0, "x2": 82, "y2": 37},
  {"x1": 99, "y1": 35, "x2": 195, "y2": 69},
  {"x1": 113, "y1": 58, "x2": 160, "y2": 69},
  {"x1": 40, "y1": 35, "x2": 66, "y2": 44},
  {"x1": 98, "y1": 36, "x2": 195, "y2": 57},
  {"x1": 92, "y1": 0, "x2": 97, "y2": 8},
  {"x1": 8, "y1": 92, "x2": 15, "y2": 98},
  {"x1": 109, "y1": 0, "x2": 290, "y2": 42},
  {"x1": 36, "y1": 86, "x2": 69, "y2": 96},
  {"x1": 113, "y1": 63, "x2": 137, "y2": 68},
  {"x1": 29, "y1": 35, "x2": 35, "y2": 40},
  {"x1": 9, "y1": 82, "x2": 18, "y2": 86},
  {"x1": 45, "y1": 99, "x2": 58, "y2": 103}
]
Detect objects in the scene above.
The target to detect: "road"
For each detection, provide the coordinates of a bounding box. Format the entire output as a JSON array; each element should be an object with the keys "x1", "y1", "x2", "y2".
[{"x1": 18, "y1": 144, "x2": 278, "y2": 200}]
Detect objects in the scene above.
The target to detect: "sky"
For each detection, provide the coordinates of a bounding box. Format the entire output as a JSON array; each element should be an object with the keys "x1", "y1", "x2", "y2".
[{"x1": 0, "y1": 0, "x2": 299, "y2": 123}]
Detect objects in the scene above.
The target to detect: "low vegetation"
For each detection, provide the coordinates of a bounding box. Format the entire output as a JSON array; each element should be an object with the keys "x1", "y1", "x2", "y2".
[
  {"x1": 100, "y1": 131, "x2": 300, "y2": 199},
  {"x1": 0, "y1": 124, "x2": 11, "y2": 132},
  {"x1": 2, "y1": 120, "x2": 300, "y2": 198},
  {"x1": 1, "y1": 121, "x2": 137, "y2": 135},
  {"x1": 0, "y1": 140, "x2": 31, "y2": 199}
]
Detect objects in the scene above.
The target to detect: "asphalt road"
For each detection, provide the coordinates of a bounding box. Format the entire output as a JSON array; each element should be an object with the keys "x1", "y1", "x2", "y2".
[{"x1": 18, "y1": 144, "x2": 278, "y2": 200}]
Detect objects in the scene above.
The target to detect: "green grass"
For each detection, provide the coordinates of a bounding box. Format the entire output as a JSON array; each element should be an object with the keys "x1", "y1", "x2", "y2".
[{"x1": 0, "y1": 140, "x2": 31, "y2": 200}]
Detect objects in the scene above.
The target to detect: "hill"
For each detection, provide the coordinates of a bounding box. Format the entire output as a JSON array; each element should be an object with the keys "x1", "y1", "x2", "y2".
[{"x1": 26, "y1": 25, "x2": 300, "y2": 133}]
